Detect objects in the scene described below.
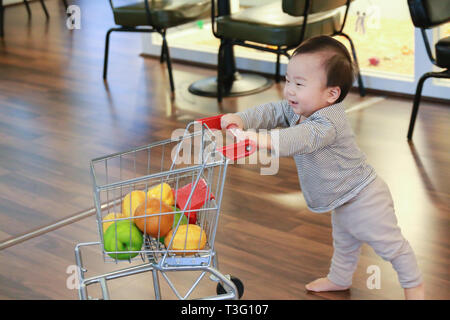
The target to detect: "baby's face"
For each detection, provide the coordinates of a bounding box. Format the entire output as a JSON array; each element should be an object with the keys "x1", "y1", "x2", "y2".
[{"x1": 284, "y1": 53, "x2": 335, "y2": 117}]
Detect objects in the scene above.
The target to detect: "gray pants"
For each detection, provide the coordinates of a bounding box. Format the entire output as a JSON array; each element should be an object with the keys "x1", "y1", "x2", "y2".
[{"x1": 327, "y1": 176, "x2": 423, "y2": 289}]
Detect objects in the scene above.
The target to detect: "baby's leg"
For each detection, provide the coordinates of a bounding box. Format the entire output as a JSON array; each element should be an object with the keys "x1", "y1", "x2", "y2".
[
  {"x1": 348, "y1": 178, "x2": 424, "y2": 299},
  {"x1": 306, "y1": 210, "x2": 361, "y2": 292},
  {"x1": 362, "y1": 219, "x2": 424, "y2": 299}
]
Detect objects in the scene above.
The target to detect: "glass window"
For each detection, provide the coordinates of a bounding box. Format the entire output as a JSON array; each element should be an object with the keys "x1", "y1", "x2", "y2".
[{"x1": 337, "y1": 0, "x2": 415, "y2": 78}]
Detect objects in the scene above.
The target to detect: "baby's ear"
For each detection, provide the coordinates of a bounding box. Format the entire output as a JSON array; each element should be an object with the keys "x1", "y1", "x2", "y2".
[{"x1": 327, "y1": 86, "x2": 341, "y2": 104}]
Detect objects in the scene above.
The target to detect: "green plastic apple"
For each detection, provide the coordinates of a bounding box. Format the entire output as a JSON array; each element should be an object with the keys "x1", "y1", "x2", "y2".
[
  {"x1": 104, "y1": 220, "x2": 143, "y2": 260},
  {"x1": 172, "y1": 211, "x2": 189, "y2": 228}
]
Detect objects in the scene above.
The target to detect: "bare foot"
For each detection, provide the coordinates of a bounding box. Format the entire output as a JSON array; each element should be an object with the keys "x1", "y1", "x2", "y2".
[
  {"x1": 305, "y1": 277, "x2": 350, "y2": 292},
  {"x1": 404, "y1": 282, "x2": 425, "y2": 300}
]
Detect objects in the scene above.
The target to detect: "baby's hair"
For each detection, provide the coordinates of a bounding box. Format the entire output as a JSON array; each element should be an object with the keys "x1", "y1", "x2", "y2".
[{"x1": 292, "y1": 35, "x2": 356, "y2": 103}]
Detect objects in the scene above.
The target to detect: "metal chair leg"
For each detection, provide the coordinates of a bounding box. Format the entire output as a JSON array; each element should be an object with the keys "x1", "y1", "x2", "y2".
[
  {"x1": 23, "y1": 0, "x2": 31, "y2": 18},
  {"x1": 160, "y1": 45, "x2": 165, "y2": 63},
  {"x1": 337, "y1": 32, "x2": 365, "y2": 97},
  {"x1": 0, "y1": 2, "x2": 4, "y2": 38},
  {"x1": 161, "y1": 33, "x2": 175, "y2": 92},
  {"x1": 39, "y1": 0, "x2": 49, "y2": 19},
  {"x1": 103, "y1": 28, "x2": 115, "y2": 80},
  {"x1": 276, "y1": 48, "x2": 281, "y2": 83},
  {"x1": 160, "y1": 36, "x2": 166, "y2": 63},
  {"x1": 217, "y1": 41, "x2": 225, "y2": 102},
  {"x1": 407, "y1": 73, "x2": 428, "y2": 140},
  {"x1": 407, "y1": 70, "x2": 450, "y2": 140}
]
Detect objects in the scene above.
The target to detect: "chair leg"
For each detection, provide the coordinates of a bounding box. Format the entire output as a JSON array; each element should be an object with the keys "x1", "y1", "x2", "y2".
[
  {"x1": 407, "y1": 70, "x2": 450, "y2": 140},
  {"x1": 0, "y1": 3, "x2": 4, "y2": 38},
  {"x1": 407, "y1": 72, "x2": 432, "y2": 140},
  {"x1": 161, "y1": 33, "x2": 175, "y2": 92},
  {"x1": 160, "y1": 36, "x2": 166, "y2": 63},
  {"x1": 23, "y1": 0, "x2": 31, "y2": 18},
  {"x1": 276, "y1": 48, "x2": 281, "y2": 83},
  {"x1": 217, "y1": 41, "x2": 226, "y2": 102},
  {"x1": 338, "y1": 32, "x2": 365, "y2": 97},
  {"x1": 39, "y1": 0, "x2": 49, "y2": 19},
  {"x1": 103, "y1": 28, "x2": 115, "y2": 80},
  {"x1": 160, "y1": 45, "x2": 165, "y2": 63}
]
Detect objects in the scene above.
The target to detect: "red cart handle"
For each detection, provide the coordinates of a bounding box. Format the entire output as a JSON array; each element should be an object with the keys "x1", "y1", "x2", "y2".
[{"x1": 196, "y1": 115, "x2": 256, "y2": 160}]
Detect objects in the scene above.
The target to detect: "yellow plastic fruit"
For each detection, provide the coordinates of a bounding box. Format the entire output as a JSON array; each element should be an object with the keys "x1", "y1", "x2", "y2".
[
  {"x1": 164, "y1": 224, "x2": 207, "y2": 254},
  {"x1": 147, "y1": 183, "x2": 174, "y2": 207},
  {"x1": 122, "y1": 190, "x2": 146, "y2": 217},
  {"x1": 102, "y1": 212, "x2": 125, "y2": 233}
]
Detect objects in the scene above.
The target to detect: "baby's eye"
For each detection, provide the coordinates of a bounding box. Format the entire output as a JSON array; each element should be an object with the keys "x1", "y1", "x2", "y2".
[{"x1": 296, "y1": 83, "x2": 304, "y2": 87}]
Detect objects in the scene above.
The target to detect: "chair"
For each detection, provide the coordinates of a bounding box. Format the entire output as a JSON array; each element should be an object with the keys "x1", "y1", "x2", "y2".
[
  {"x1": 103, "y1": 0, "x2": 211, "y2": 92},
  {"x1": 406, "y1": 0, "x2": 450, "y2": 140},
  {"x1": 210, "y1": 0, "x2": 365, "y2": 101},
  {"x1": 0, "y1": 0, "x2": 51, "y2": 38}
]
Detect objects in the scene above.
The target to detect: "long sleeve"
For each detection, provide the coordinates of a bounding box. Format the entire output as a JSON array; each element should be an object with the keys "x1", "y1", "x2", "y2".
[
  {"x1": 235, "y1": 100, "x2": 289, "y2": 130},
  {"x1": 270, "y1": 116, "x2": 337, "y2": 157},
  {"x1": 247, "y1": 102, "x2": 377, "y2": 213}
]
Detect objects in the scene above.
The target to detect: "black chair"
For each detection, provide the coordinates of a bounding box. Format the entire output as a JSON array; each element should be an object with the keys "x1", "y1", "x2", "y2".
[
  {"x1": 209, "y1": 0, "x2": 365, "y2": 102},
  {"x1": 24, "y1": 0, "x2": 49, "y2": 18},
  {"x1": 103, "y1": 0, "x2": 210, "y2": 93},
  {"x1": 407, "y1": 0, "x2": 450, "y2": 140},
  {"x1": 0, "y1": 0, "x2": 51, "y2": 38}
]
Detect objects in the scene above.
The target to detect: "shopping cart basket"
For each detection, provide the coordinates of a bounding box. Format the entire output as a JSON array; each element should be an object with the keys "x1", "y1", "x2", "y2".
[{"x1": 74, "y1": 115, "x2": 255, "y2": 300}]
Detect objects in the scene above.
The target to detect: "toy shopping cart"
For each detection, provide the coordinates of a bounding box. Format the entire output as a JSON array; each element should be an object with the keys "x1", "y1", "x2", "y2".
[{"x1": 74, "y1": 115, "x2": 256, "y2": 300}]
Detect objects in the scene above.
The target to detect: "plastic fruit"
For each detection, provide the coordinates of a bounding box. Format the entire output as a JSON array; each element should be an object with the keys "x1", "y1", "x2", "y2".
[
  {"x1": 158, "y1": 207, "x2": 188, "y2": 244},
  {"x1": 164, "y1": 224, "x2": 207, "y2": 254},
  {"x1": 102, "y1": 212, "x2": 125, "y2": 233},
  {"x1": 147, "y1": 182, "x2": 174, "y2": 206},
  {"x1": 175, "y1": 178, "x2": 215, "y2": 224},
  {"x1": 133, "y1": 197, "x2": 174, "y2": 238},
  {"x1": 172, "y1": 211, "x2": 188, "y2": 228},
  {"x1": 122, "y1": 190, "x2": 146, "y2": 217},
  {"x1": 103, "y1": 220, "x2": 143, "y2": 260},
  {"x1": 184, "y1": 212, "x2": 197, "y2": 225}
]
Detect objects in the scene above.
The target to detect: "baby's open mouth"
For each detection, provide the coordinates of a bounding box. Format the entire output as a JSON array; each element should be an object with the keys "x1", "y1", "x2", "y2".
[{"x1": 289, "y1": 100, "x2": 298, "y2": 106}]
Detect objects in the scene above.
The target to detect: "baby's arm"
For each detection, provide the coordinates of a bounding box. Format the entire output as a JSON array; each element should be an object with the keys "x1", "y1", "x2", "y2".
[
  {"x1": 221, "y1": 100, "x2": 289, "y2": 131},
  {"x1": 270, "y1": 117, "x2": 337, "y2": 157},
  {"x1": 236, "y1": 116, "x2": 336, "y2": 155}
]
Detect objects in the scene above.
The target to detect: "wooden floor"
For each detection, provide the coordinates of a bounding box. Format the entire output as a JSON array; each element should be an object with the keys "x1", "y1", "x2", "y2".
[{"x1": 0, "y1": 0, "x2": 449, "y2": 300}]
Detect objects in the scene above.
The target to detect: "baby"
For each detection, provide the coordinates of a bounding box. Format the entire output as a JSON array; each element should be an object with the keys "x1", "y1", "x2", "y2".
[{"x1": 221, "y1": 35, "x2": 424, "y2": 299}]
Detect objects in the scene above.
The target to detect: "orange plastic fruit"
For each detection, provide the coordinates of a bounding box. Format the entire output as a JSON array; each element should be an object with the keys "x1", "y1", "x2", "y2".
[{"x1": 133, "y1": 198, "x2": 174, "y2": 238}]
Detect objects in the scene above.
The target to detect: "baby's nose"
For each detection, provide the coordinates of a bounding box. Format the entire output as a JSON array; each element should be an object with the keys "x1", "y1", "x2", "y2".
[{"x1": 285, "y1": 86, "x2": 294, "y2": 96}]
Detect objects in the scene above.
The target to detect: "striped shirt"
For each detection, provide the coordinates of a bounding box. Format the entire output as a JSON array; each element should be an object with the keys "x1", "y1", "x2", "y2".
[{"x1": 236, "y1": 100, "x2": 377, "y2": 213}]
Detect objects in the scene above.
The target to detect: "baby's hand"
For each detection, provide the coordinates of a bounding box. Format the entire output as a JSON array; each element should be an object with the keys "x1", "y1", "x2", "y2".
[{"x1": 221, "y1": 113, "x2": 244, "y2": 130}]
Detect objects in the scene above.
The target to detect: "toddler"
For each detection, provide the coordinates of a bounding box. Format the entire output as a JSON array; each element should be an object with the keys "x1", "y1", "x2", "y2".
[{"x1": 221, "y1": 35, "x2": 424, "y2": 299}]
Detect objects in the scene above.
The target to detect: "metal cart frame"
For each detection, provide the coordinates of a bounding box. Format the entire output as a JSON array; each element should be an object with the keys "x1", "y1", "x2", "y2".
[{"x1": 74, "y1": 115, "x2": 254, "y2": 300}]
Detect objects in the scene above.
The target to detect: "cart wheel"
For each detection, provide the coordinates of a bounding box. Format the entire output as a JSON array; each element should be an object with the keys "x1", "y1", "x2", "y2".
[{"x1": 216, "y1": 276, "x2": 244, "y2": 299}]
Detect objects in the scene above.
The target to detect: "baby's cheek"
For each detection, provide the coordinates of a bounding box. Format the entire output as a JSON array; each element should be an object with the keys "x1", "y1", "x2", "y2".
[{"x1": 283, "y1": 86, "x2": 289, "y2": 99}]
